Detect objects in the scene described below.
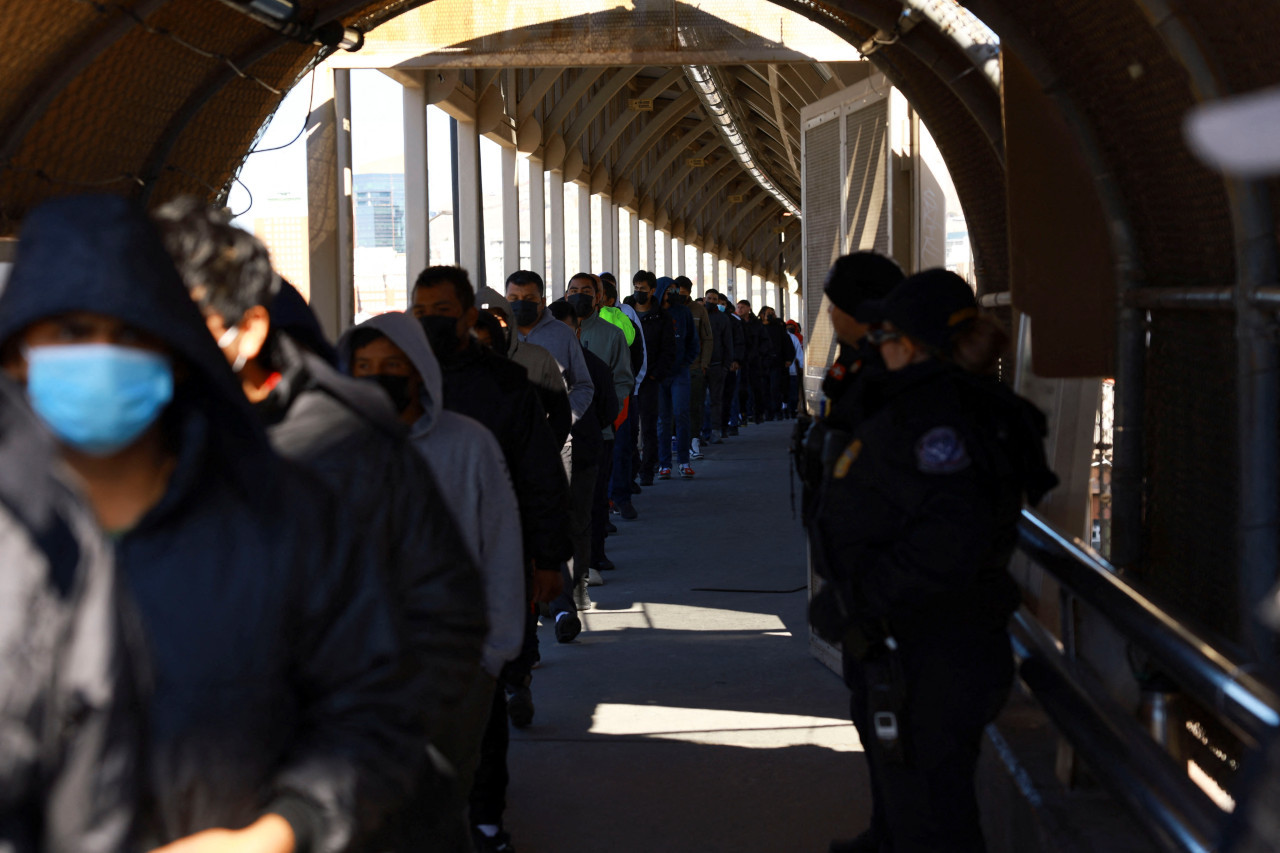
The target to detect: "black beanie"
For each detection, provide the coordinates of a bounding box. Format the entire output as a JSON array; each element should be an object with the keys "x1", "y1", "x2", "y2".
[{"x1": 822, "y1": 252, "x2": 905, "y2": 317}]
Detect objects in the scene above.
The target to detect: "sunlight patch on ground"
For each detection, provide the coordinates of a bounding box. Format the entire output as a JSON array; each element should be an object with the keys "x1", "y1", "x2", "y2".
[
  {"x1": 589, "y1": 703, "x2": 863, "y2": 752},
  {"x1": 582, "y1": 602, "x2": 788, "y2": 633}
]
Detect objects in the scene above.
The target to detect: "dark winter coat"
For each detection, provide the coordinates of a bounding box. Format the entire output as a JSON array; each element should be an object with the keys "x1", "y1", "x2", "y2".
[
  {"x1": 636, "y1": 300, "x2": 676, "y2": 384},
  {"x1": 653, "y1": 278, "x2": 699, "y2": 371},
  {"x1": 0, "y1": 196, "x2": 419, "y2": 853},
  {"x1": 706, "y1": 305, "x2": 734, "y2": 367},
  {"x1": 436, "y1": 341, "x2": 573, "y2": 572},
  {"x1": 0, "y1": 376, "x2": 140, "y2": 853},
  {"x1": 261, "y1": 332, "x2": 487, "y2": 738}
]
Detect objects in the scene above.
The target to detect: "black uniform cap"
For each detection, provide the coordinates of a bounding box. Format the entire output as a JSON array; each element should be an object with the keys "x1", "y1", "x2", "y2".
[
  {"x1": 856, "y1": 268, "x2": 978, "y2": 351},
  {"x1": 822, "y1": 252, "x2": 904, "y2": 317}
]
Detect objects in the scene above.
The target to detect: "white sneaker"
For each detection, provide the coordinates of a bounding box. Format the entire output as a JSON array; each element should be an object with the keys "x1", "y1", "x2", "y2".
[{"x1": 690, "y1": 437, "x2": 703, "y2": 459}]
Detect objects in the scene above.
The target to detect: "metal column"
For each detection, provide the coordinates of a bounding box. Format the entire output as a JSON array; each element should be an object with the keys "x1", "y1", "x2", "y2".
[
  {"x1": 501, "y1": 144, "x2": 519, "y2": 287},
  {"x1": 549, "y1": 170, "x2": 565, "y2": 298},
  {"x1": 601, "y1": 197, "x2": 615, "y2": 276},
  {"x1": 647, "y1": 219, "x2": 657, "y2": 274},
  {"x1": 306, "y1": 65, "x2": 354, "y2": 341},
  {"x1": 629, "y1": 209, "x2": 641, "y2": 284},
  {"x1": 453, "y1": 116, "x2": 482, "y2": 280},
  {"x1": 402, "y1": 81, "x2": 429, "y2": 295},
  {"x1": 578, "y1": 182, "x2": 592, "y2": 275},
  {"x1": 676, "y1": 238, "x2": 686, "y2": 277},
  {"x1": 663, "y1": 230, "x2": 672, "y2": 278},
  {"x1": 530, "y1": 157, "x2": 546, "y2": 283}
]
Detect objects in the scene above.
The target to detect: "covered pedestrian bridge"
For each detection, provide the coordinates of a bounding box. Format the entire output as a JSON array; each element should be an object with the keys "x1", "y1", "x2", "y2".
[{"x1": 5, "y1": 0, "x2": 1280, "y2": 849}]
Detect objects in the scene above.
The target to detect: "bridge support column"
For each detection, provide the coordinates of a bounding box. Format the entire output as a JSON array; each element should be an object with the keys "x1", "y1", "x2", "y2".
[
  {"x1": 675, "y1": 238, "x2": 685, "y2": 277},
  {"x1": 629, "y1": 210, "x2": 640, "y2": 287},
  {"x1": 502, "y1": 144, "x2": 519, "y2": 287},
  {"x1": 662, "y1": 229, "x2": 672, "y2": 278},
  {"x1": 452, "y1": 115, "x2": 481, "y2": 281},
  {"x1": 578, "y1": 183, "x2": 592, "y2": 276},
  {"x1": 306, "y1": 65, "x2": 354, "y2": 341},
  {"x1": 549, "y1": 169, "x2": 565, "y2": 298},
  {"x1": 611, "y1": 203, "x2": 621, "y2": 276},
  {"x1": 402, "y1": 79, "x2": 429, "y2": 294},
  {"x1": 530, "y1": 157, "x2": 546, "y2": 284},
  {"x1": 646, "y1": 220, "x2": 656, "y2": 275},
  {"x1": 601, "y1": 197, "x2": 615, "y2": 278}
]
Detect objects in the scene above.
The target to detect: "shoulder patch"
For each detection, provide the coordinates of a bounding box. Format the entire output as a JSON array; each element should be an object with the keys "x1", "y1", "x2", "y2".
[
  {"x1": 915, "y1": 426, "x2": 970, "y2": 474},
  {"x1": 828, "y1": 363, "x2": 846, "y2": 382},
  {"x1": 833, "y1": 439, "x2": 863, "y2": 479}
]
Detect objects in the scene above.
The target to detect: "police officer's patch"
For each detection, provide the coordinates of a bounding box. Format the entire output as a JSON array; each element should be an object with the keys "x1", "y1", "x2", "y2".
[
  {"x1": 828, "y1": 363, "x2": 846, "y2": 381},
  {"x1": 833, "y1": 439, "x2": 862, "y2": 479},
  {"x1": 915, "y1": 427, "x2": 969, "y2": 474}
]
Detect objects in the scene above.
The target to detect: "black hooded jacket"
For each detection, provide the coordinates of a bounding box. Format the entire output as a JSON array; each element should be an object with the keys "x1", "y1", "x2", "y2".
[
  {"x1": 0, "y1": 376, "x2": 140, "y2": 853},
  {"x1": 436, "y1": 341, "x2": 572, "y2": 572},
  {"x1": 258, "y1": 331, "x2": 487, "y2": 738},
  {"x1": 0, "y1": 196, "x2": 419, "y2": 853}
]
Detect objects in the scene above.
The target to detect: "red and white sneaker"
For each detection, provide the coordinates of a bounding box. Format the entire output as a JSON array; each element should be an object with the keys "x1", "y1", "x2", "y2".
[
  {"x1": 680, "y1": 465, "x2": 695, "y2": 479},
  {"x1": 658, "y1": 467, "x2": 672, "y2": 480}
]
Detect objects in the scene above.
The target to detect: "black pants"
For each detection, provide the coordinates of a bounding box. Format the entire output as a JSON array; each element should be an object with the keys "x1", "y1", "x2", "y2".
[
  {"x1": 746, "y1": 362, "x2": 769, "y2": 421},
  {"x1": 470, "y1": 682, "x2": 510, "y2": 827},
  {"x1": 638, "y1": 377, "x2": 660, "y2": 480},
  {"x1": 590, "y1": 439, "x2": 614, "y2": 566},
  {"x1": 769, "y1": 364, "x2": 787, "y2": 417},
  {"x1": 722, "y1": 368, "x2": 739, "y2": 431},
  {"x1": 843, "y1": 627, "x2": 1013, "y2": 852}
]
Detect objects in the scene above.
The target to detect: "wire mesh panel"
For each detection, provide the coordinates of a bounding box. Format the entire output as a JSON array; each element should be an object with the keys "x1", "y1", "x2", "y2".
[
  {"x1": 844, "y1": 101, "x2": 890, "y2": 257},
  {"x1": 802, "y1": 115, "x2": 842, "y2": 401}
]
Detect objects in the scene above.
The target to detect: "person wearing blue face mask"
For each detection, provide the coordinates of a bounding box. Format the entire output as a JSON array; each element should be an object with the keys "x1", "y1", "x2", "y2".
[{"x1": 0, "y1": 195, "x2": 423, "y2": 853}]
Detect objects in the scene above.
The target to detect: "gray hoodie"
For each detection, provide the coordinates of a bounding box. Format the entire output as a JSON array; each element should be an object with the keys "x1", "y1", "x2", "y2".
[{"x1": 338, "y1": 313, "x2": 525, "y2": 678}]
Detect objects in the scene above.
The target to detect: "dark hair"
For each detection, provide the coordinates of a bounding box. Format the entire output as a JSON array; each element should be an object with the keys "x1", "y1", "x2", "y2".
[
  {"x1": 674, "y1": 275, "x2": 693, "y2": 292},
  {"x1": 599, "y1": 272, "x2": 617, "y2": 285},
  {"x1": 548, "y1": 299, "x2": 577, "y2": 324},
  {"x1": 949, "y1": 314, "x2": 1009, "y2": 375},
  {"x1": 705, "y1": 288, "x2": 720, "y2": 297},
  {"x1": 414, "y1": 265, "x2": 475, "y2": 311},
  {"x1": 632, "y1": 269, "x2": 656, "y2": 288},
  {"x1": 737, "y1": 299, "x2": 752, "y2": 309},
  {"x1": 473, "y1": 310, "x2": 507, "y2": 351},
  {"x1": 153, "y1": 195, "x2": 279, "y2": 322},
  {"x1": 568, "y1": 272, "x2": 598, "y2": 294},
  {"x1": 507, "y1": 269, "x2": 545, "y2": 295},
  {"x1": 760, "y1": 306, "x2": 775, "y2": 316},
  {"x1": 601, "y1": 278, "x2": 619, "y2": 302},
  {"x1": 348, "y1": 326, "x2": 388, "y2": 355}
]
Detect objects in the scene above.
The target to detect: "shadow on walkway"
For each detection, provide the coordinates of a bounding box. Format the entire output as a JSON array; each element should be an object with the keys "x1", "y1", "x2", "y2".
[{"x1": 506, "y1": 420, "x2": 870, "y2": 852}]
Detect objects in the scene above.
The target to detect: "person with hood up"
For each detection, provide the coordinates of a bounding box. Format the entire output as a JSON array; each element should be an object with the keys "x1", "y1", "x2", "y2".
[
  {"x1": 631, "y1": 270, "x2": 676, "y2": 485},
  {"x1": 600, "y1": 274, "x2": 647, "y2": 519},
  {"x1": 476, "y1": 285, "x2": 571, "y2": 448},
  {"x1": 654, "y1": 276, "x2": 700, "y2": 478},
  {"x1": 338, "y1": 312, "x2": 525, "y2": 853},
  {"x1": 155, "y1": 198, "x2": 488, "y2": 745},
  {"x1": 564, "y1": 273, "x2": 633, "y2": 569},
  {"x1": 0, "y1": 374, "x2": 140, "y2": 853},
  {"x1": 811, "y1": 269, "x2": 1057, "y2": 853},
  {"x1": 674, "y1": 276, "x2": 714, "y2": 459},
  {"x1": 0, "y1": 194, "x2": 419, "y2": 853}
]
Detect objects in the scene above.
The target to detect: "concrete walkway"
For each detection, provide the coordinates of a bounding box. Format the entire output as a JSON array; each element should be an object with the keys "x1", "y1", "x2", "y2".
[{"x1": 505, "y1": 419, "x2": 870, "y2": 853}]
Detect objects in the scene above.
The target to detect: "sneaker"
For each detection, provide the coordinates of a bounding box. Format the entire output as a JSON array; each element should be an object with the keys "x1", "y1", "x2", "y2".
[
  {"x1": 680, "y1": 465, "x2": 695, "y2": 479},
  {"x1": 473, "y1": 827, "x2": 517, "y2": 853},
  {"x1": 658, "y1": 467, "x2": 671, "y2": 480},
  {"x1": 506, "y1": 686, "x2": 534, "y2": 728},
  {"x1": 573, "y1": 581, "x2": 594, "y2": 609},
  {"x1": 709, "y1": 431, "x2": 724, "y2": 444},
  {"x1": 690, "y1": 438, "x2": 703, "y2": 459},
  {"x1": 587, "y1": 568, "x2": 605, "y2": 587},
  {"x1": 554, "y1": 611, "x2": 582, "y2": 643},
  {"x1": 630, "y1": 480, "x2": 643, "y2": 494},
  {"x1": 619, "y1": 502, "x2": 638, "y2": 520},
  {"x1": 595, "y1": 557, "x2": 616, "y2": 571}
]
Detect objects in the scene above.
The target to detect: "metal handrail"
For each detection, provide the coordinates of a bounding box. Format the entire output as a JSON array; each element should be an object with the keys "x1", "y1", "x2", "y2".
[{"x1": 1017, "y1": 508, "x2": 1280, "y2": 747}]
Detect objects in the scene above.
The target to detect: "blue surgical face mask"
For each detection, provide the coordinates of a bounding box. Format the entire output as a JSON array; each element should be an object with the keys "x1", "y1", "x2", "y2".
[
  {"x1": 26, "y1": 344, "x2": 174, "y2": 456},
  {"x1": 718, "y1": 303, "x2": 727, "y2": 312}
]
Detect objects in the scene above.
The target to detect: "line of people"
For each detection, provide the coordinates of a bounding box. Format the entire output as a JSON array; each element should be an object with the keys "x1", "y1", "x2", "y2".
[{"x1": 0, "y1": 195, "x2": 769, "y2": 853}]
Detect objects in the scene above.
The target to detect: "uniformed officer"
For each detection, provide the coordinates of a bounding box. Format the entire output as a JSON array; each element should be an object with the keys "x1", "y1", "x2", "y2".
[
  {"x1": 811, "y1": 269, "x2": 1058, "y2": 853},
  {"x1": 793, "y1": 251, "x2": 903, "y2": 524}
]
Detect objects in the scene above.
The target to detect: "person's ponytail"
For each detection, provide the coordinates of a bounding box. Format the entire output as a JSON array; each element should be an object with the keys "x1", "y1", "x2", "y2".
[{"x1": 949, "y1": 313, "x2": 1009, "y2": 375}]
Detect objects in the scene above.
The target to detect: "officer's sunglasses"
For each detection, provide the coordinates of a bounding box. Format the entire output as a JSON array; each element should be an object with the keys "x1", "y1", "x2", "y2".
[{"x1": 865, "y1": 327, "x2": 904, "y2": 346}]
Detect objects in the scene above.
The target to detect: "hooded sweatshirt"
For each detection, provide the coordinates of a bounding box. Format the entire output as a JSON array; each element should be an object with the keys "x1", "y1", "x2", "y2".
[
  {"x1": 477, "y1": 286, "x2": 572, "y2": 447},
  {"x1": 0, "y1": 195, "x2": 418, "y2": 852},
  {"x1": 338, "y1": 313, "x2": 524, "y2": 678},
  {"x1": 654, "y1": 277, "x2": 699, "y2": 372}
]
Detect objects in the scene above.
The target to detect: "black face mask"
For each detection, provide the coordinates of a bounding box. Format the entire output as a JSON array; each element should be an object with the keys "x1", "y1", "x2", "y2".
[
  {"x1": 510, "y1": 299, "x2": 540, "y2": 327},
  {"x1": 364, "y1": 374, "x2": 413, "y2": 414},
  {"x1": 666, "y1": 292, "x2": 684, "y2": 306},
  {"x1": 566, "y1": 293, "x2": 594, "y2": 318},
  {"x1": 634, "y1": 291, "x2": 651, "y2": 307},
  {"x1": 419, "y1": 314, "x2": 460, "y2": 357}
]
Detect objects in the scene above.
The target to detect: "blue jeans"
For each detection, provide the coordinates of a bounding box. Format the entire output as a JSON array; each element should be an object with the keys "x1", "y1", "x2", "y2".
[
  {"x1": 658, "y1": 366, "x2": 692, "y2": 467},
  {"x1": 728, "y1": 370, "x2": 742, "y2": 427}
]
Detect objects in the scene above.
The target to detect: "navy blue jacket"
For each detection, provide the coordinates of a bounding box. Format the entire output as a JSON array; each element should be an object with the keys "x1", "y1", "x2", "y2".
[
  {"x1": 0, "y1": 197, "x2": 419, "y2": 852},
  {"x1": 654, "y1": 277, "x2": 699, "y2": 372}
]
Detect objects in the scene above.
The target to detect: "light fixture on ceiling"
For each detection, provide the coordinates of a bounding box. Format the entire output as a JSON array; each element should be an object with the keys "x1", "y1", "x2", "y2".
[
  {"x1": 217, "y1": 0, "x2": 365, "y2": 51},
  {"x1": 683, "y1": 65, "x2": 801, "y2": 218}
]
